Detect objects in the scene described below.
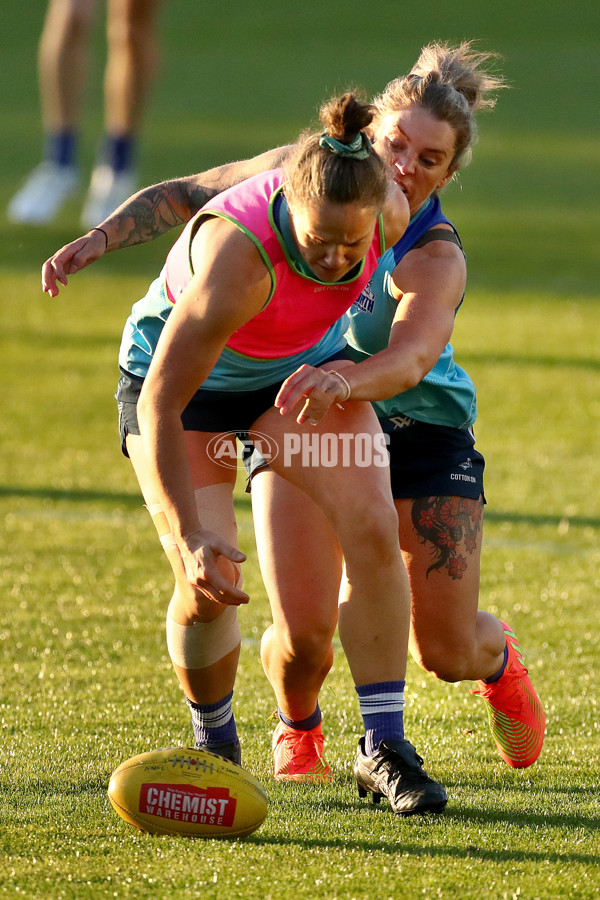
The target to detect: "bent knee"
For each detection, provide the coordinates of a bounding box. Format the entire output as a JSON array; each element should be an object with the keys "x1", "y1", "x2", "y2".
[
  {"x1": 278, "y1": 623, "x2": 334, "y2": 668},
  {"x1": 411, "y1": 638, "x2": 476, "y2": 683},
  {"x1": 336, "y1": 495, "x2": 399, "y2": 554}
]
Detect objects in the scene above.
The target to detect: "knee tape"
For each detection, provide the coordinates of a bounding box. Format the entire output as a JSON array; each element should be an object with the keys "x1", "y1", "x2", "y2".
[
  {"x1": 166, "y1": 605, "x2": 241, "y2": 669},
  {"x1": 147, "y1": 483, "x2": 243, "y2": 588}
]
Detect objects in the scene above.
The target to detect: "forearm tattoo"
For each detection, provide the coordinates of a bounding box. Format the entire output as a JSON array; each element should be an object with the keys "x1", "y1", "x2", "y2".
[
  {"x1": 111, "y1": 150, "x2": 291, "y2": 250},
  {"x1": 116, "y1": 189, "x2": 185, "y2": 248},
  {"x1": 411, "y1": 496, "x2": 483, "y2": 579}
]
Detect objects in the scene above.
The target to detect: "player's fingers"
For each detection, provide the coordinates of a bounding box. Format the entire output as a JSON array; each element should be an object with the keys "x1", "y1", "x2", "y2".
[
  {"x1": 41, "y1": 267, "x2": 59, "y2": 296},
  {"x1": 196, "y1": 573, "x2": 249, "y2": 606},
  {"x1": 275, "y1": 376, "x2": 315, "y2": 415},
  {"x1": 295, "y1": 391, "x2": 333, "y2": 425},
  {"x1": 216, "y1": 542, "x2": 246, "y2": 565},
  {"x1": 274, "y1": 365, "x2": 315, "y2": 408},
  {"x1": 42, "y1": 251, "x2": 76, "y2": 295}
]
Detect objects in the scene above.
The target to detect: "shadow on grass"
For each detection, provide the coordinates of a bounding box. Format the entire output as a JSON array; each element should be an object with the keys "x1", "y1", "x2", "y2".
[
  {"x1": 249, "y1": 832, "x2": 600, "y2": 866},
  {"x1": 246, "y1": 798, "x2": 600, "y2": 862},
  {"x1": 1, "y1": 485, "x2": 596, "y2": 529},
  {"x1": 0, "y1": 485, "x2": 253, "y2": 513},
  {"x1": 294, "y1": 793, "x2": 600, "y2": 833},
  {"x1": 3, "y1": 778, "x2": 599, "y2": 864}
]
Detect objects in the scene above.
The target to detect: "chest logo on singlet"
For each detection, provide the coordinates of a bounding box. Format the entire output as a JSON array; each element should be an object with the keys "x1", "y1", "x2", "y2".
[{"x1": 354, "y1": 281, "x2": 375, "y2": 314}]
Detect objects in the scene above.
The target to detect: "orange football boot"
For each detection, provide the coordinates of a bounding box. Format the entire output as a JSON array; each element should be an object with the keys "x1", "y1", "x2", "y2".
[
  {"x1": 272, "y1": 721, "x2": 333, "y2": 782},
  {"x1": 472, "y1": 621, "x2": 546, "y2": 768}
]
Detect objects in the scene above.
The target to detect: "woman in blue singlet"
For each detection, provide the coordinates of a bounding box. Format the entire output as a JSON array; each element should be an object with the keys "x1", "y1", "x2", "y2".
[{"x1": 271, "y1": 43, "x2": 545, "y2": 777}]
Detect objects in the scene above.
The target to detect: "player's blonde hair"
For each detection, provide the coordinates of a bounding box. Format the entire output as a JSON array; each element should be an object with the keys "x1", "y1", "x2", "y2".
[{"x1": 372, "y1": 41, "x2": 506, "y2": 170}]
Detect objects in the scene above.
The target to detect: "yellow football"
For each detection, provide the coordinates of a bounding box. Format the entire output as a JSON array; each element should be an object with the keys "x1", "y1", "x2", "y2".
[{"x1": 108, "y1": 746, "x2": 268, "y2": 838}]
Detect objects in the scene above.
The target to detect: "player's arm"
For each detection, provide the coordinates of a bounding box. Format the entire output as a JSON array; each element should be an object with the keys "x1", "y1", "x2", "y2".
[
  {"x1": 99, "y1": 146, "x2": 293, "y2": 250},
  {"x1": 347, "y1": 235, "x2": 466, "y2": 399},
  {"x1": 276, "y1": 236, "x2": 466, "y2": 423},
  {"x1": 136, "y1": 218, "x2": 270, "y2": 604},
  {"x1": 41, "y1": 145, "x2": 292, "y2": 297}
]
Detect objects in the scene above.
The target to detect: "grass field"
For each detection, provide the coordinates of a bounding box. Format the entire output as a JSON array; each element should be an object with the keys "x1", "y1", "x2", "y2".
[{"x1": 1, "y1": 1, "x2": 599, "y2": 898}]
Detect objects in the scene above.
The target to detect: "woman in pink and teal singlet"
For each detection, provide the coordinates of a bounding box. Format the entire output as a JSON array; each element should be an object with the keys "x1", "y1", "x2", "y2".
[{"x1": 43, "y1": 91, "x2": 448, "y2": 817}]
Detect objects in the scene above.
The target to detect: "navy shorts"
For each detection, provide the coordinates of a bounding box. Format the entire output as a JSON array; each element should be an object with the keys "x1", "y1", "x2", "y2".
[
  {"x1": 243, "y1": 412, "x2": 485, "y2": 501},
  {"x1": 381, "y1": 414, "x2": 485, "y2": 501},
  {"x1": 115, "y1": 349, "x2": 350, "y2": 457}
]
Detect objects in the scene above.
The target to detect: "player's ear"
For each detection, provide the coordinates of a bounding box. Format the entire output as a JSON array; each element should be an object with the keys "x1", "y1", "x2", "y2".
[{"x1": 437, "y1": 166, "x2": 456, "y2": 191}]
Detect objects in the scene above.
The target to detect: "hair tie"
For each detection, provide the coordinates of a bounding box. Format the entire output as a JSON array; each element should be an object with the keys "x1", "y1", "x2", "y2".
[
  {"x1": 319, "y1": 132, "x2": 370, "y2": 160},
  {"x1": 91, "y1": 226, "x2": 109, "y2": 249}
]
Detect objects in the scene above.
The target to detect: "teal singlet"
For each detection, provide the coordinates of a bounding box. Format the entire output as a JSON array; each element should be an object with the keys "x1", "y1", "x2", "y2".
[{"x1": 345, "y1": 195, "x2": 477, "y2": 428}]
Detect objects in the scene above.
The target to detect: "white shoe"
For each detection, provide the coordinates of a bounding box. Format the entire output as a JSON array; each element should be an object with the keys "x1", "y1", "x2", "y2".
[
  {"x1": 80, "y1": 165, "x2": 137, "y2": 229},
  {"x1": 7, "y1": 162, "x2": 80, "y2": 225}
]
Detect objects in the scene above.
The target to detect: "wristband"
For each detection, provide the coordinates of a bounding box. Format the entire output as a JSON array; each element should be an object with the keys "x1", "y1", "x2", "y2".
[{"x1": 329, "y1": 370, "x2": 351, "y2": 401}]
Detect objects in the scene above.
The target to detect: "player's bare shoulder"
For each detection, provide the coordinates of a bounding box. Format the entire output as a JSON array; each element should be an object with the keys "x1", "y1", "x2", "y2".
[
  {"x1": 391, "y1": 224, "x2": 466, "y2": 303},
  {"x1": 402, "y1": 224, "x2": 465, "y2": 278}
]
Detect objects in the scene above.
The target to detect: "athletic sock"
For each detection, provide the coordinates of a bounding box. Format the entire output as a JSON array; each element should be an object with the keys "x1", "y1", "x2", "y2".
[
  {"x1": 483, "y1": 642, "x2": 509, "y2": 684},
  {"x1": 44, "y1": 131, "x2": 77, "y2": 168},
  {"x1": 356, "y1": 680, "x2": 405, "y2": 756},
  {"x1": 186, "y1": 691, "x2": 238, "y2": 747},
  {"x1": 102, "y1": 134, "x2": 136, "y2": 173},
  {"x1": 278, "y1": 704, "x2": 322, "y2": 732}
]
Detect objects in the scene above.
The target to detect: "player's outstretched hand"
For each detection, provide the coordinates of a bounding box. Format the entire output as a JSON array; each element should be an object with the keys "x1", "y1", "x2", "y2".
[
  {"x1": 275, "y1": 364, "x2": 352, "y2": 425},
  {"x1": 180, "y1": 527, "x2": 248, "y2": 606},
  {"x1": 42, "y1": 229, "x2": 108, "y2": 297}
]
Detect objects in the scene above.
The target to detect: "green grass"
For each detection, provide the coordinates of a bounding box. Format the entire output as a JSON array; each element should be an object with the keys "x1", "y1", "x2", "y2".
[{"x1": 1, "y1": 1, "x2": 599, "y2": 898}]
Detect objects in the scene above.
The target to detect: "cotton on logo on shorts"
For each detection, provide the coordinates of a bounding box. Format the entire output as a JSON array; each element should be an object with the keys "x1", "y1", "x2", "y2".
[{"x1": 206, "y1": 431, "x2": 279, "y2": 471}]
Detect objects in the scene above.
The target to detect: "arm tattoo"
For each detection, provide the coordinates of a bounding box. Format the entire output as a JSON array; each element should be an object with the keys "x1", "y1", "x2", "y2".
[
  {"x1": 186, "y1": 162, "x2": 246, "y2": 208},
  {"x1": 116, "y1": 188, "x2": 186, "y2": 248},
  {"x1": 109, "y1": 147, "x2": 292, "y2": 250},
  {"x1": 411, "y1": 496, "x2": 483, "y2": 579}
]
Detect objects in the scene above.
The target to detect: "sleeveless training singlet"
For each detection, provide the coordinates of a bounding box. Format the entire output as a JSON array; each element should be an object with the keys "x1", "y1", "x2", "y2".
[
  {"x1": 345, "y1": 195, "x2": 477, "y2": 428},
  {"x1": 118, "y1": 169, "x2": 384, "y2": 391}
]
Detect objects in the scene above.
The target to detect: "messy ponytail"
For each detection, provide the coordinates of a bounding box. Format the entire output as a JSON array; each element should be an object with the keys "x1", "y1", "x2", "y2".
[{"x1": 373, "y1": 41, "x2": 506, "y2": 169}]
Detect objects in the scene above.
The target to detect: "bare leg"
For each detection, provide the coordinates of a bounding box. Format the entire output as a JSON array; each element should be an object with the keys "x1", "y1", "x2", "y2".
[
  {"x1": 38, "y1": 0, "x2": 97, "y2": 132},
  {"x1": 104, "y1": 0, "x2": 162, "y2": 136},
  {"x1": 126, "y1": 431, "x2": 240, "y2": 705},
  {"x1": 251, "y1": 401, "x2": 410, "y2": 690},
  {"x1": 251, "y1": 403, "x2": 447, "y2": 810},
  {"x1": 396, "y1": 496, "x2": 505, "y2": 682},
  {"x1": 252, "y1": 470, "x2": 342, "y2": 721}
]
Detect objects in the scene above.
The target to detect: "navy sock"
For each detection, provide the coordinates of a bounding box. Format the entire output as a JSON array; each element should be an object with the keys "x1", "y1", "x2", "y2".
[
  {"x1": 186, "y1": 691, "x2": 238, "y2": 748},
  {"x1": 278, "y1": 704, "x2": 322, "y2": 731},
  {"x1": 44, "y1": 131, "x2": 77, "y2": 167},
  {"x1": 102, "y1": 134, "x2": 136, "y2": 173},
  {"x1": 483, "y1": 643, "x2": 509, "y2": 684},
  {"x1": 356, "y1": 681, "x2": 405, "y2": 755}
]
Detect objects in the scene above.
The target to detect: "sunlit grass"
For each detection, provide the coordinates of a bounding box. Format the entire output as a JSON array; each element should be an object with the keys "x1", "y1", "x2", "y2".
[{"x1": 1, "y1": 1, "x2": 600, "y2": 897}]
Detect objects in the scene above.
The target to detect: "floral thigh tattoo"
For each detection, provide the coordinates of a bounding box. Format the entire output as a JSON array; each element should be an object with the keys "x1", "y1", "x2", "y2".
[{"x1": 411, "y1": 496, "x2": 483, "y2": 579}]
